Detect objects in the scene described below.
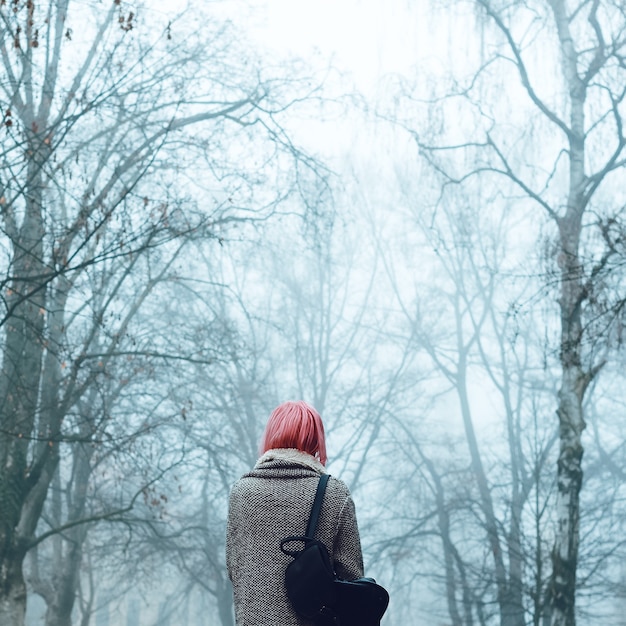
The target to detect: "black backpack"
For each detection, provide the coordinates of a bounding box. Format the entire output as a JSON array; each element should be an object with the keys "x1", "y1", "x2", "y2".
[{"x1": 280, "y1": 474, "x2": 389, "y2": 626}]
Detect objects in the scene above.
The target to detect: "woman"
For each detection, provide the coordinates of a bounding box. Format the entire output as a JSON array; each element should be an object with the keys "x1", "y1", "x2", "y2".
[{"x1": 226, "y1": 400, "x2": 364, "y2": 626}]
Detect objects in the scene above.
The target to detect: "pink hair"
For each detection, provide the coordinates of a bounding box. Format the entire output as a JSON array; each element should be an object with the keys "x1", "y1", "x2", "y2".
[{"x1": 260, "y1": 401, "x2": 327, "y2": 466}]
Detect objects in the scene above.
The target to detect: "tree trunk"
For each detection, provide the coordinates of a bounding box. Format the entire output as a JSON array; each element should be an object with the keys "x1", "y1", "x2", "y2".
[
  {"x1": 43, "y1": 538, "x2": 84, "y2": 626},
  {"x1": 43, "y1": 474, "x2": 90, "y2": 626},
  {"x1": 548, "y1": 220, "x2": 586, "y2": 626},
  {"x1": 454, "y1": 299, "x2": 525, "y2": 626},
  {"x1": 0, "y1": 547, "x2": 27, "y2": 626},
  {"x1": 0, "y1": 139, "x2": 49, "y2": 626},
  {"x1": 547, "y1": 2, "x2": 589, "y2": 624},
  {"x1": 217, "y1": 583, "x2": 235, "y2": 626},
  {"x1": 422, "y1": 454, "x2": 464, "y2": 626}
]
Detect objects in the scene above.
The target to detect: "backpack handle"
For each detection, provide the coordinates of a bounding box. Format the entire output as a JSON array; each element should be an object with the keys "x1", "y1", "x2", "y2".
[
  {"x1": 306, "y1": 473, "x2": 330, "y2": 537},
  {"x1": 280, "y1": 473, "x2": 330, "y2": 558}
]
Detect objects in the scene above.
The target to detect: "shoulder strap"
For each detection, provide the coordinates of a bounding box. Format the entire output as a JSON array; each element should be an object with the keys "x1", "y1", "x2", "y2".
[{"x1": 305, "y1": 473, "x2": 330, "y2": 538}]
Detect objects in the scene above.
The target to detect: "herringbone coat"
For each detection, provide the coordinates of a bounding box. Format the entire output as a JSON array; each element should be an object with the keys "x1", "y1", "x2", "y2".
[{"x1": 226, "y1": 448, "x2": 364, "y2": 626}]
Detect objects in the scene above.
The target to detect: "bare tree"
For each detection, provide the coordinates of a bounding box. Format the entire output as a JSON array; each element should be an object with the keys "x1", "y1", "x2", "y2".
[
  {"x1": 370, "y1": 187, "x2": 561, "y2": 626},
  {"x1": 389, "y1": 1, "x2": 626, "y2": 623},
  {"x1": 0, "y1": 1, "x2": 322, "y2": 623}
]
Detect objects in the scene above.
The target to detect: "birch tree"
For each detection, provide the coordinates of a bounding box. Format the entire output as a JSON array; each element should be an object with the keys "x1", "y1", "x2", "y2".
[{"x1": 399, "y1": 1, "x2": 626, "y2": 623}]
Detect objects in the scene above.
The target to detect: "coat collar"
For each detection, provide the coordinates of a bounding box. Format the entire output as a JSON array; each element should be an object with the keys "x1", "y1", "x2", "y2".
[{"x1": 255, "y1": 448, "x2": 326, "y2": 474}]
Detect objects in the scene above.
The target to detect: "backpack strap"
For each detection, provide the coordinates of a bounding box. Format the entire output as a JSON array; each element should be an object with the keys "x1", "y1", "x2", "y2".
[{"x1": 305, "y1": 473, "x2": 330, "y2": 538}]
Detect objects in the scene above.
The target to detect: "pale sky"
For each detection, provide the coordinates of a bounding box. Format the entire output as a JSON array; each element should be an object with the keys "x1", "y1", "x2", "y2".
[{"x1": 242, "y1": 0, "x2": 444, "y2": 94}]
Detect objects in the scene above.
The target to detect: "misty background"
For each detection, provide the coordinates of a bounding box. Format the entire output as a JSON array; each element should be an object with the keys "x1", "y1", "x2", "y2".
[{"x1": 1, "y1": 1, "x2": 625, "y2": 625}]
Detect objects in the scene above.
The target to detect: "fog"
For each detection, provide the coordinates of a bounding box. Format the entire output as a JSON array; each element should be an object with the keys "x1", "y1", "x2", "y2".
[{"x1": 1, "y1": 1, "x2": 625, "y2": 625}]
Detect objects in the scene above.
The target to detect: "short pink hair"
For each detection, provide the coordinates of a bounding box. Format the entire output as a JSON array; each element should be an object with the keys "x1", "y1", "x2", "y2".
[{"x1": 260, "y1": 401, "x2": 327, "y2": 465}]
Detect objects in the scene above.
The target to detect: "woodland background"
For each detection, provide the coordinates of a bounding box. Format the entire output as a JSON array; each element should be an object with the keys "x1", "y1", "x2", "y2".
[{"x1": 1, "y1": 1, "x2": 625, "y2": 625}]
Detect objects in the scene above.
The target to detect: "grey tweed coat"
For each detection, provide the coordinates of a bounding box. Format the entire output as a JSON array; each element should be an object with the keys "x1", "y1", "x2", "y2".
[{"x1": 226, "y1": 448, "x2": 364, "y2": 626}]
